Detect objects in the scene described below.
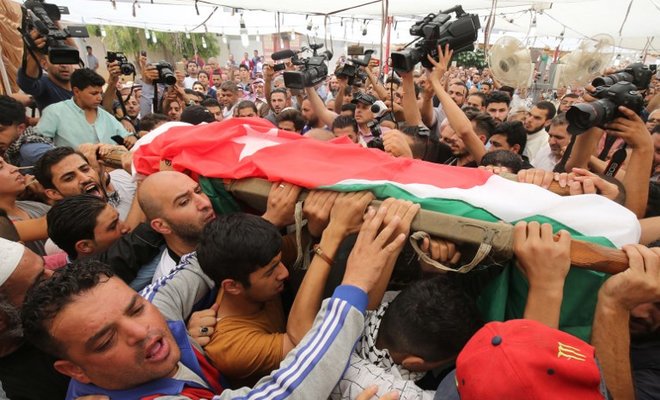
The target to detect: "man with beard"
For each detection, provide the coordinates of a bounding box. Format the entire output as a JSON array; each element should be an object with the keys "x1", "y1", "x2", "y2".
[
  {"x1": 250, "y1": 78, "x2": 268, "y2": 113},
  {"x1": 17, "y1": 29, "x2": 74, "y2": 111},
  {"x1": 264, "y1": 88, "x2": 289, "y2": 126},
  {"x1": 137, "y1": 171, "x2": 216, "y2": 280},
  {"x1": 485, "y1": 91, "x2": 512, "y2": 124},
  {"x1": 0, "y1": 238, "x2": 68, "y2": 400},
  {"x1": 300, "y1": 98, "x2": 326, "y2": 132},
  {"x1": 532, "y1": 114, "x2": 572, "y2": 171},
  {"x1": 120, "y1": 95, "x2": 142, "y2": 131},
  {"x1": 522, "y1": 101, "x2": 556, "y2": 160},
  {"x1": 211, "y1": 69, "x2": 223, "y2": 91},
  {"x1": 35, "y1": 146, "x2": 136, "y2": 221},
  {"x1": 218, "y1": 81, "x2": 240, "y2": 119}
]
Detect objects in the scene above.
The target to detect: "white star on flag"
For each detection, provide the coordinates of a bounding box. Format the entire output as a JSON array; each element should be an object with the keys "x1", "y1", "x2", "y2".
[{"x1": 232, "y1": 125, "x2": 286, "y2": 161}]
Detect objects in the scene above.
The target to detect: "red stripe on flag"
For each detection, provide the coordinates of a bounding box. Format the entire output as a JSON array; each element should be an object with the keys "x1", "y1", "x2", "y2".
[{"x1": 133, "y1": 118, "x2": 491, "y2": 189}]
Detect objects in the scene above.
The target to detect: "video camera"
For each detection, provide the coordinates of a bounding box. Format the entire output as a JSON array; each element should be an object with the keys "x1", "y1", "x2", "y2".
[
  {"x1": 152, "y1": 61, "x2": 177, "y2": 85},
  {"x1": 391, "y1": 5, "x2": 480, "y2": 73},
  {"x1": 335, "y1": 50, "x2": 374, "y2": 87},
  {"x1": 566, "y1": 63, "x2": 656, "y2": 134},
  {"x1": 106, "y1": 52, "x2": 135, "y2": 75},
  {"x1": 281, "y1": 44, "x2": 333, "y2": 90},
  {"x1": 21, "y1": 0, "x2": 88, "y2": 65}
]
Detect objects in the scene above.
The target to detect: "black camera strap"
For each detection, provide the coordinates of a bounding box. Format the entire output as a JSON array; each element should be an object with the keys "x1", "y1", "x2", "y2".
[
  {"x1": 553, "y1": 133, "x2": 578, "y2": 173},
  {"x1": 20, "y1": 34, "x2": 45, "y2": 79},
  {"x1": 598, "y1": 134, "x2": 619, "y2": 161},
  {"x1": 153, "y1": 82, "x2": 160, "y2": 113},
  {"x1": 604, "y1": 145, "x2": 627, "y2": 178},
  {"x1": 114, "y1": 72, "x2": 136, "y2": 121}
]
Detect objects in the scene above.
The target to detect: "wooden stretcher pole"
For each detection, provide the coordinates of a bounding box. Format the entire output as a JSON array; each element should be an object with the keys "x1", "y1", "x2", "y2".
[{"x1": 224, "y1": 178, "x2": 629, "y2": 275}]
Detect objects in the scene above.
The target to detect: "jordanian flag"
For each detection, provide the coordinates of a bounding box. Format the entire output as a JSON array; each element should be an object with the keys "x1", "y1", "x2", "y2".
[{"x1": 134, "y1": 118, "x2": 640, "y2": 340}]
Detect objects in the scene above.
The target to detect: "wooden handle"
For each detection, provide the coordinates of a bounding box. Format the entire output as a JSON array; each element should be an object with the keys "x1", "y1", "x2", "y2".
[
  {"x1": 224, "y1": 178, "x2": 633, "y2": 274},
  {"x1": 500, "y1": 172, "x2": 571, "y2": 196},
  {"x1": 570, "y1": 240, "x2": 629, "y2": 274}
]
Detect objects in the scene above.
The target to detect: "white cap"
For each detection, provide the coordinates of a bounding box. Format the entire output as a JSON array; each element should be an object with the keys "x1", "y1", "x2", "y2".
[{"x1": 0, "y1": 238, "x2": 24, "y2": 287}]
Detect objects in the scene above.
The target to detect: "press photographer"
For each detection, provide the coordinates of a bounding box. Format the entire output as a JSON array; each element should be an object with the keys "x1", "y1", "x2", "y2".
[
  {"x1": 391, "y1": 5, "x2": 480, "y2": 73},
  {"x1": 565, "y1": 63, "x2": 656, "y2": 218},
  {"x1": 566, "y1": 63, "x2": 656, "y2": 134},
  {"x1": 21, "y1": 0, "x2": 87, "y2": 65},
  {"x1": 280, "y1": 43, "x2": 333, "y2": 90},
  {"x1": 17, "y1": 1, "x2": 82, "y2": 111}
]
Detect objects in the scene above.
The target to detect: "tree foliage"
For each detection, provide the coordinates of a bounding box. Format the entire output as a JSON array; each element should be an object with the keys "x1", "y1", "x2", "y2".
[
  {"x1": 87, "y1": 25, "x2": 220, "y2": 61},
  {"x1": 455, "y1": 49, "x2": 487, "y2": 69}
]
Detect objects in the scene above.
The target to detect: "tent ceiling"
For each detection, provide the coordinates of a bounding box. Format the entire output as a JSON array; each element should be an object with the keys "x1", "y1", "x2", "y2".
[{"x1": 17, "y1": 0, "x2": 660, "y2": 52}]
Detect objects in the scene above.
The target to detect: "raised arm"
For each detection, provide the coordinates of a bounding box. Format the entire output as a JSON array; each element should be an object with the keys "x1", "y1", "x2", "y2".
[
  {"x1": 305, "y1": 86, "x2": 338, "y2": 128},
  {"x1": 334, "y1": 77, "x2": 348, "y2": 115},
  {"x1": 216, "y1": 205, "x2": 407, "y2": 400},
  {"x1": 365, "y1": 68, "x2": 388, "y2": 101},
  {"x1": 101, "y1": 61, "x2": 121, "y2": 114},
  {"x1": 592, "y1": 245, "x2": 660, "y2": 399},
  {"x1": 604, "y1": 106, "x2": 654, "y2": 218},
  {"x1": 427, "y1": 45, "x2": 486, "y2": 164},
  {"x1": 419, "y1": 74, "x2": 437, "y2": 129},
  {"x1": 512, "y1": 221, "x2": 571, "y2": 329},
  {"x1": 286, "y1": 192, "x2": 371, "y2": 347},
  {"x1": 400, "y1": 71, "x2": 422, "y2": 126}
]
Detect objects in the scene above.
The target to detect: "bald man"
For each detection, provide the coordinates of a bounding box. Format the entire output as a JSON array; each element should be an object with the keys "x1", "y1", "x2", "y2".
[{"x1": 138, "y1": 171, "x2": 216, "y2": 281}]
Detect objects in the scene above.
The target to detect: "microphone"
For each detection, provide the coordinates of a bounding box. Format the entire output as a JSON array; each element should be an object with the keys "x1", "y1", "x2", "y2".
[{"x1": 271, "y1": 49, "x2": 297, "y2": 61}]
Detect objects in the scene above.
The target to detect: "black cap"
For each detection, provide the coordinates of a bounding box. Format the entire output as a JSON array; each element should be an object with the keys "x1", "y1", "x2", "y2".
[
  {"x1": 351, "y1": 93, "x2": 377, "y2": 106},
  {"x1": 180, "y1": 105, "x2": 215, "y2": 125}
]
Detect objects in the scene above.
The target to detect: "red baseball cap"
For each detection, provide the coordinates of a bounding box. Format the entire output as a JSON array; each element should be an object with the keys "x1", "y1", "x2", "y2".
[{"x1": 455, "y1": 319, "x2": 605, "y2": 400}]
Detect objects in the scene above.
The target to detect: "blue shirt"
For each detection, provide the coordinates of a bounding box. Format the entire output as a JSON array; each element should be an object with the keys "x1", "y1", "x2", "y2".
[
  {"x1": 66, "y1": 321, "x2": 224, "y2": 400},
  {"x1": 17, "y1": 68, "x2": 73, "y2": 111},
  {"x1": 36, "y1": 99, "x2": 130, "y2": 148}
]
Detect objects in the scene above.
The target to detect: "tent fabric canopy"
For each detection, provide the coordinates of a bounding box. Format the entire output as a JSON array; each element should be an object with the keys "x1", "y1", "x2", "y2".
[{"x1": 18, "y1": 0, "x2": 660, "y2": 52}]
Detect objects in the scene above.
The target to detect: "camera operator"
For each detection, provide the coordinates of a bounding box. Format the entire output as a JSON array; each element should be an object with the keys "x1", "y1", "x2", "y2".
[
  {"x1": 99, "y1": 59, "x2": 140, "y2": 136},
  {"x1": 17, "y1": 28, "x2": 74, "y2": 111},
  {"x1": 136, "y1": 54, "x2": 164, "y2": 118},
  {"x1": 565, "y1": 87, "x2": 654, "y2": 218},
  {"x1": 305, "y1": 83, "x2": 383, "y2": 145}
]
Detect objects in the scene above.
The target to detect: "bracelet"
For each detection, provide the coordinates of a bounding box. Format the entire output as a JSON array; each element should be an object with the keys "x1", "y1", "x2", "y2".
[{"x1": 312, "y1": 244, "x2": 334, "y2": 266}]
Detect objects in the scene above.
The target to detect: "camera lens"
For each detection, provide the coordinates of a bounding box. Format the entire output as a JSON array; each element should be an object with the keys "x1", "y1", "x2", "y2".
[
  {"x1": 592, "y1": 72, "x2": 633, "y2": 87},
  {"x1": 121, "y1": 63, "x2": 135, "y2": 75},
  {"x1": 566, "y1": 100, "x2": 615, "y2": 135}
]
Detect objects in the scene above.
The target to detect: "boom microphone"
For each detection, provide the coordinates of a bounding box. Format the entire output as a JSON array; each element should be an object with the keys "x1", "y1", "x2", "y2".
[{"x1": 271, "y1": 49, "x2": 297, "y2": 61}]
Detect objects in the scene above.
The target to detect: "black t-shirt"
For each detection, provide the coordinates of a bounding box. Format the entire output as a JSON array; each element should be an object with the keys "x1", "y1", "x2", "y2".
[
  {"x1": 17, "y1": 69, "x2": 73, "y2": 112},
  {"x1": 631, "y1": 337, "x2": 660, "y2": 400},
  {"x1": 0, "y1": 342, "x2": 69, "y2": 400}
]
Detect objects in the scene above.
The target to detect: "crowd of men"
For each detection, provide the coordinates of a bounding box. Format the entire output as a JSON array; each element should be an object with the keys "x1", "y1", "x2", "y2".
[{"x1": 0, "y1": 22, "x2": 658, "y2": 400}]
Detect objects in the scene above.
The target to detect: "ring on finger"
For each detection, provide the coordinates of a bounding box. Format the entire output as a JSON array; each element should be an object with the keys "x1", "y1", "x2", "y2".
[
  {"x1": 200, "y1": 326, "x2": 210, "y2": 335},
  {"x1": 279, "y1": 184, "x2": 286, "y2": 189}
]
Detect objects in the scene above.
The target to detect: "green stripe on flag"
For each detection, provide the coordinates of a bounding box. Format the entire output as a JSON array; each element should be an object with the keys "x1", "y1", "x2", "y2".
[{"x1": 322, "y1": 182, "x2": 616, "y2": 248}]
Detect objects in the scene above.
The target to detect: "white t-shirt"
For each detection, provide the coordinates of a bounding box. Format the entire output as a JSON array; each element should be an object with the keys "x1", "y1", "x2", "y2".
[
  {"x1": 151, "y1": 247, "x2": 178, "y2": 283},
  {"x1": 531, "y1": 143, "x2": 560, "y2": 171},
  {"x1": 183, "y1": 76, "x2": 198, "y2": 90},
  {"x1": 108, "y1": 169, "x2": 136, "y2": 220},
  {"x1": 524, "y1": 128, "x2": 549, "y2": 161}
]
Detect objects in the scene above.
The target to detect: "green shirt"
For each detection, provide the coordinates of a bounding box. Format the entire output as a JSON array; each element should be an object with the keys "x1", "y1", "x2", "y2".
[{"x1": 36, "y1": 98, "x2": 129, "y2": 148}]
